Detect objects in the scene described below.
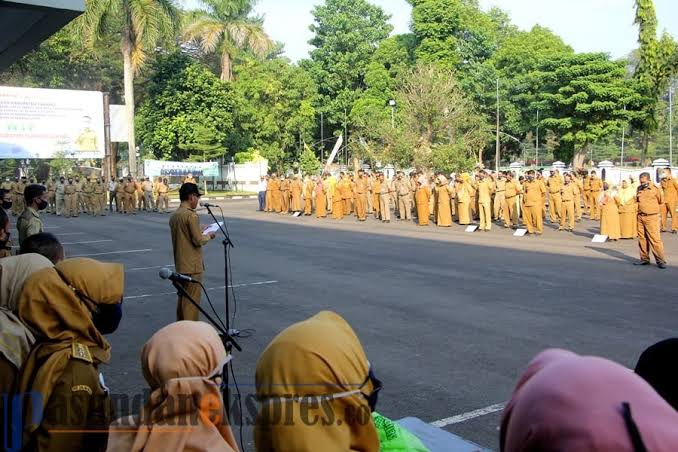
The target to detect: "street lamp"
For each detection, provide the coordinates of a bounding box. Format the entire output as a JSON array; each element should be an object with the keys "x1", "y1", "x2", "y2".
[{"x1": 389, "y1": 99, "x2": 396, "y2": 129}]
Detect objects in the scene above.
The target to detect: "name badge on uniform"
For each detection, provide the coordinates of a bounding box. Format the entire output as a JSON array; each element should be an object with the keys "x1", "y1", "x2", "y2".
[{"x1": 71, "y1": 342, "x2": 93, "y2": 363}]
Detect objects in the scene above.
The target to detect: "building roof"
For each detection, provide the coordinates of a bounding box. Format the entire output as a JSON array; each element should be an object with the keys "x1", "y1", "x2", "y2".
[{"x1": 0, "y1": 0, "x2": 84, "y2": 70}]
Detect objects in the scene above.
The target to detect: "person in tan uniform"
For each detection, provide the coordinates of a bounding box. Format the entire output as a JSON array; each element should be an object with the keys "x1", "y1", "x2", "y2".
[
  {"x1": 115, "y1": 178, "x2": 125, "y2": 214},
  {"x1": 354, "y1": 171, "x2": 369, "y2": 221},
  {"x1": 635, "y1": 172, "x2": 666, "y2": 268},
  {"x1": 82, "y1": 178, "x2": 94, "y2": 215},
  {"x1": 523, "y1": 171, "x2": 546, "y2": 235},
  {"x1": 93, "y1": 178, "x2": 105, "y2": 216},
  {"x1": 64, "y1": 178, "x2": 78, "y2": 217},
  {"x1": 17, "y1": 258, "x2": 122, "y2": 451},
  {"x1": 435, "y1": 175, "x2": 453, "y2": 227},
  {"x1": 303, "y1": 176, "x2": 314, "y2": 216},
  {"x1": 315, "y1": 178, "x2": 327, "y2": 218},
  {"x1": 264, "y1": 175, "x2": 273, "y2": 212},
  {"x1": 371, "y1": 174, "x2": 381, "y2": 219},
  {"x1": 170, "y1": 183, "x2": 216, "y2": 320},
  {"x1": 415, "y1": 180, "x2": 431, "y2": 225},
  {"x1": 617, "y1": 179, "x2": 637, "y2": 239},
  {"x1": 456, "y1": 174, "x2": 472, "y2": 225},
  {"x1": 547, "y1": 170, "x2": 563, "y2": 223},
  {"x1": 396, "y1": 172, "x2": 412, "y2": 221},
  {"x1": 46, "y1": 177, "x2": 56, "y2": 214},
  {"x1": 268, "y1": 174, "x2": 280, "y2": 212},
  {"x1": 290, "y1": 175, "x2": 303, "y2": 213},
  {"x1": 583, "y1": 172, "x2": 592, "y2": 215},
  {"x1": 574, "y1": 172, "x2": 584, "y2": 221},
  {"x1": 477, "y1": 172, "x2": 494, "y2": 231},
  {"x1": 12, "y1": 177, "x2": 26, "y2": 216},
  {"x1": 494, "y1": 173, "x2": 506, "y2": 221},
  {"x1": 468, "y1": 175, "x2": 478, "y2": 220},
  {"x1": 280, "y1": 176, "x2": 290, "y2": 214},
  {"x1": 331, "y1": 177, "x2": 344, "y2": 220},
  {"x1": 503, "y1": 173, "x2": 519, "y2": 228},
  {"x1": 142, "y1": 177, "x2": 155, "y2": 212},
  {"x1": 589, "y1": 171, "x2": 603, "y2": 220},
  {"x1": 559, "y1": 174, "x2": 577, "y2": 231},
  {"x1": 156, "y1": 178, "x2": 170, "y2": 213},
  {"x1": 123, "y1": 176, "x2": 137, "y2": 215},
  {"x1": 338, "y1": 174, "x2": 352, "y2": 215},
  {"x1": 660, "y1": 169, "x2": 678, "y2": 233}
]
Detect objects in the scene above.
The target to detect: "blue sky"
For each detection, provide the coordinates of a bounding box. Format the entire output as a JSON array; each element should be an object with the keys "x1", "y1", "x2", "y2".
[{"x1": 181, "y1": 0, "x2": 678, "y2": 62}]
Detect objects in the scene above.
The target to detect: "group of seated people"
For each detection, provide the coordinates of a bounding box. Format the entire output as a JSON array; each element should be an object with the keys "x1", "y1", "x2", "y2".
[{"x1": 1, "y1": 205, "x2": 677, "y2": 451}]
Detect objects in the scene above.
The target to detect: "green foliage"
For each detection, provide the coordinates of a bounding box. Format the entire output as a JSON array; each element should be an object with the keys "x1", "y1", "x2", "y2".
[
  {"x1": 230, "y1": 58, "x2": 317, "y2": 171},
  {"x1": 299, "y1": 144, "x2": 321, "y2": 175},
  {"x1": 136, "y1": 53, "x2": 234, "y2": 161},
  {"x1": 304, "y1": 0, "x2": 393, "y2": 132},
  {"x1": 48, "y1": 152, "x2": 76, "y2": 177}
]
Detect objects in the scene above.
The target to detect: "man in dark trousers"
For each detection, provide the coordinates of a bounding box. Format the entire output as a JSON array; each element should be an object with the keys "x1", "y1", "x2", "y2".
[{"x1": 169, "y1": 183, "x2": 216, "y2": 320}]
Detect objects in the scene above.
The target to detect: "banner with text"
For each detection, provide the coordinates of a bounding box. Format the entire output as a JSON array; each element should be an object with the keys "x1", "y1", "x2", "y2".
[
  {"x1": 0, "y1": 86, "x2": 105, "y2": 159},
  {"x1": 144, "y1": 160, "x2": 220, "y2": 177}
]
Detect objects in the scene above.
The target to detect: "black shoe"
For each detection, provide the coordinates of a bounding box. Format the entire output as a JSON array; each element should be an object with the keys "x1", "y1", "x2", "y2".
[
  {"x1": 634, "y1": 261, "x2": 650, "y2": 266},
  {"x1": 672, "y1": 230, "x2": 677, "y2": 234},
  {"x1": 657, "y1": 262, "x2": 667, "y2": 269}
]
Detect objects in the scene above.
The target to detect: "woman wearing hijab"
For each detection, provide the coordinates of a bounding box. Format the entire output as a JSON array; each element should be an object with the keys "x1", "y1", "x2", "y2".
[
  {"x1": 415, "y1": 180, "x2": 431, "y2": 226},
  {"x1": 500, "y1": 349, "x2": 678, "y2": 452},
  {"x1": 17, "y1": 258, "x2": 124, "y2": 451},
  {"x1": 0, "y1": 254, "x2": 53, "y2": 392},
  {"x1": 617, "y1": 179, "x2": 637, "y2": 239},
  {"x1": 599, "y1": 183, "x2": 621, "y2": 241},
  {"x1": 435, "y1": 176, "x2": 453, "y2": 227},
  {"x1": 107, "y1": 321, "x2": 238, "y2": 452},
  {"x1": 315, "y1": 178, "x2": 327, "y2": 218},
  {"x1": 456, "y1": 175, "x2": 471, "y2": 225},
  {"x1": 255, "y1": 311, "x2": 381, "y2": 452},
  {"x1": 303, "y1": 176, "x2": 314, "y2": 216},
  {"x1": 331, "y1": 179, "x2": 344, "y2": 220},
  {"x1": 635, "y1": 338, "x2": 678, "y2": 411}
]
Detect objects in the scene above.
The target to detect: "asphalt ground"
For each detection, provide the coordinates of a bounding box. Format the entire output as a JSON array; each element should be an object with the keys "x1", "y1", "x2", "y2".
[{"x1": 20, "y1": 200, "x2": 678, "y2": 451}]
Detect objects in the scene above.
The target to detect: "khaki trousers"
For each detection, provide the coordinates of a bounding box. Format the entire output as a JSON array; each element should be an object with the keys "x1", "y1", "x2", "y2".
[
  {"x1": 661, "y1": 201, "x2": 677, "y2": 231},
  {"x1": 549, "y1": 193, "x2": 562, "y2": 222},
  {"x1": 356, "y1": 193, "x2": 367, "y2": 220},
  {"x1": 638, "y1": 214, "x2": 666, "y2": 264},
  {"x1": 524, "y1": 205, "x2": 542, "y2": 234},
  {"x1": 398, "y1": 194, "x2": 412, "y2": 220},
  {"x1": 379, "y1": 194, "x2": 390, "y2": 221},
  {"x1": 479, "y1": 201, "x2": 492, "y2": 230},
  {"x1": 176, "y1": 273, "x2": 203, "y2": 321},
  {"x1": 560, "y1": 200, "x2": 575, "y2": 230}
]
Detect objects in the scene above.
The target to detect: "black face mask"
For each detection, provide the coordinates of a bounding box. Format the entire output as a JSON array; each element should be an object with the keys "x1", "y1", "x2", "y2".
[
  {"x1": 92, "y1": 301, "x2": 123, "y2": 335},
  {"x1": 2, "y1": 200, "x2": 12, "y2": 210},
  {"x1": 37, "y1": 199, "x2": 48, "y2": 211},
  {"x1": 359, "y1": 367, "x2": 383, "y2": 412}
]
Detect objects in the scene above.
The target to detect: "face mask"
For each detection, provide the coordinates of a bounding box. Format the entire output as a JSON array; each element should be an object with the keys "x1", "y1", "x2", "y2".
[
  {"x1": 2, "y1": 200, "x2": 12, "y2": 210},
  {"x1": 92, "y1": 301, "x2": 123, "y2": 335},
  {"x1": 37, "y1": 199, "x2": 48, "y2": 211}
]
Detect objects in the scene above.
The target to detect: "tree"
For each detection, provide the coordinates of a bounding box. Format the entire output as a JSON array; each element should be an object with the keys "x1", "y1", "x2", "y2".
[
  {"x1": 377, "y1": 64, "x2": 488, "y2": 173},
  {"x1": 534, "y1": 53, "x2": 642, "y2": 167},
  {"x1": 304, "y1": 0, "x2": 393, "y2": 132},
  {"x1": 230, "y1": 58, "x2": 317, "y2": 171},
  {"x1": 136, "y1": 53, "x2": 234, "y2": 161},
  {"x1": 77, "y1": 0, "x2": 179, "y2": 176},
  {"x1": 299, "y1": 144, "x2": 321, "y2": 175},
  {"x1": 182, "y1": 0, "x2": 274, "y2": 81}
]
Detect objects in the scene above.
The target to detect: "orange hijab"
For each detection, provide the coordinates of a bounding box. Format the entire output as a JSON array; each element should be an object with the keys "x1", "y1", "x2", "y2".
[
  {"x1": 254, "y1": 311, "x2": 379, "y2": 452},
  {"x1": 107, "y1": 321, "x2": 238, "y2": 452},
  {"x1": 17, "y1": 258, "x2": 124, "y2": 435}
]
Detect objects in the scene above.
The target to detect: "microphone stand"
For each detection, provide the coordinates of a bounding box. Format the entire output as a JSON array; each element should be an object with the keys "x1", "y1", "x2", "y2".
[
  {"x1": 203, "y1": 204, "x2": 238, "y2": 337},
  {"x1": 171, "y1": 280, "x2": 240, "y2": 418}
]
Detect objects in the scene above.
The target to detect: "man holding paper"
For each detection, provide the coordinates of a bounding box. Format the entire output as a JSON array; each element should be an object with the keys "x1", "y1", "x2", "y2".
[{"x1": 169, "y1": 183, "x2": 216, "y2": 321}]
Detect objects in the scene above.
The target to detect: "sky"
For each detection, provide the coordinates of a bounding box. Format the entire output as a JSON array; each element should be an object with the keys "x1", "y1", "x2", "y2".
[{"x1": 181, "y1": 0, "x2": 678, "y2": 62}]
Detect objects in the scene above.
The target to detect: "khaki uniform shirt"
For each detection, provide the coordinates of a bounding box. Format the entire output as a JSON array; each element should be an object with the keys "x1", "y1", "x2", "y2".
[
  {"x1": 477, "y1": 180, "x2": 493, "y2": 204},
  {"x1": 660, "y1": 177, "x2": 678, "y2": 203},
  {"x1": 561, "y1": 183, "x2": 576, "y2": 201},
  {"x1": 170, "y1": 205, "x2": 210, "y2": 275},
  {"x1": 523, "y1": 180, "x2": 545, "y2": 207},
  {"x1": 17, "y1": 207, "x2": 43, "y2": 245},
  {"x1": 637, "y1": 184, "x2": 662, "y2": 215}
]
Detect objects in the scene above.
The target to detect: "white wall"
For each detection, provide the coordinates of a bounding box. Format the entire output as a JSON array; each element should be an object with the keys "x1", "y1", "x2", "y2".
[{"x1": 220, "y1": 160, "x2": 269, "y2": 192}]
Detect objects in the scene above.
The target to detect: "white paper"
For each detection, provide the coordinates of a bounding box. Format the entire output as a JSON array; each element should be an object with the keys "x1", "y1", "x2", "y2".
[
  {"x1": 465, "y1": 225, "x2": 478, "y2": 233},
  {"x1": 202, "y1": 222, "x2": 224, "y2": 236},
  {"x1": 513, "y1": 229, "x2": 528, "y2": 237},
  {"x1": 592, "y1": 234, "x2": 608, "y2": 243}
]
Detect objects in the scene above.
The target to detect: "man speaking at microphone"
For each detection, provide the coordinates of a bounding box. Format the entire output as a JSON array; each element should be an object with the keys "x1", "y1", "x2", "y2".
[{"x1": 169, "y1": 183, "x2": 216, "y2": 320}]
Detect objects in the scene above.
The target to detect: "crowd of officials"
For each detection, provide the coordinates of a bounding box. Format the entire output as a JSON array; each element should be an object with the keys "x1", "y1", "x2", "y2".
[{"x1": 259, "y1": 167, "x2": 675, "y2": 267}]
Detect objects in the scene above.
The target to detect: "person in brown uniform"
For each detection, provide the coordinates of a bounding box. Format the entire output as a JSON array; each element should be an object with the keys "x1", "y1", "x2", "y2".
[
  {"x1": 435, "y1": 175, "x2": 453, "y2": 227},
  {"x1": 268, "y1": 174, "x2": 281, "y2": 213},
  {"x1": 93, "y1": 178, "x2": 105, "y2": 216},
  {"x1": 46, "y1": 177, "x2": 56, "y2": 214},
  {"x1": 589, "y1": 171, "x2": 603, "y2": 220},
  {"x1": 503, "y1": 173, "x2": 519, "y2": 228},
  {"x1": 354, "y1": 170, "x2": 369, "y2": 221},
  {"x1": 12, "y1": 177, "x2": 26, "y2": 216},
  {"x1": 303, "y1": 176, "x2": 314, "y2": 216},
  {"x1": 494, "y1": 173, "x2": 506, "y2": 221},
  {"x1": 82, "y1": 178, "x2": 94, "y2": 215},
  {"x1": 338, "y1": 174, "x2": 352, "y2": 215},
  {"x1": 477, "y1": 172, "x2": 494, "y2": 231},
  {"x1": 415, "y1": 179, "x2": 431, "y2": 225},
  {"x1": 315, "y1": 178, "x2": 327, "y2": 218},
  {"x1": 123, "y1": 176, "x2": 137, "y2": 215},
  {"x1": 280, "y1": 176, "x2": 290, "y2": 214},
  {"x1": 583, "y1": 172, "x2": 592, "y2": 215},
  {"x1": 64, "y1": 178, "x2": 78, "y2": 217},
  {"x1": 634, "y1": 172, "x2": 667, "y2": 269},
  {"x1": 396, "y1": 172, "x2": 412, "y2": 221},
  {"x1": 17, "y1": 258, "x2": 123, "y2": 451},
  {"x1": 290, "y1": 175, "x2": 303, "y2": 213},
  {"x1": 170, "y1": 183, "x2": 216, "y2": 320},
  {"x1": 523, "y1": 171, "x2": 546, "y2": 235},
  {"x1": 574, "y1": 172, "x2": 584, "y2": 221},
  {"x1": 547, "y1": 170, "x2": 563, "y2": 223},
  {"x1": 559, "y1": 174, "x2": 577, "y2": 232},
  {"x1": 371, "y1": 174, "x2": 381, "y2": 219},
  {"x1": 156, "y1": 177, "x2": 170, "y2": 213},
  {"x1": 115, "y1": 178, "x2": 125, "y2": 214},
  {"x1": 660, "y1": 169, "x2": 678, "y2": 233}
]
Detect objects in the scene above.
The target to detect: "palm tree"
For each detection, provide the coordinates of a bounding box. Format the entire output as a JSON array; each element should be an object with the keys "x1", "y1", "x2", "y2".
[
  {"x1": 182, "y1": 0, "x2": 273, "y2": 81},
  {"x1": 78, "y1": 0, "x2": 178, "y2": 176}
]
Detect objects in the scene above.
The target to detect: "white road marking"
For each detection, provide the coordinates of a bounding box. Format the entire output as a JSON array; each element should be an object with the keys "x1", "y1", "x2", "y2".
[
  {"x1": 62, "y1": 240, "x2": 113, "y2": 245},
  {"x1": 70, "y1": 249, "x2": 153, "y2": 257},
  {"x1": 430, "y1": 402, "x2": 506, "y2": 428},
  {"x1": 125, "y1": 280, "x2": 279, "y2": 300},
  {"x1": 54, "y1": 232, "x2": 85, "y2": 236},
  {"x1": 233, "y1": 196, "x2": 243, "y2": 199},
  {"x1": 126, "y1": 264, "x2": 175, "y2": 272}
]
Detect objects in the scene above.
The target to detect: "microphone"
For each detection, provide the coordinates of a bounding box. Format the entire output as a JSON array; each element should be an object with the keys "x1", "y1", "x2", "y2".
[
  {"x1": 159, "y1": 267, "x2": 194, "y2": 283},
  {"x1": 200, "y1": 201, "x2": 217, "y2": 208}
]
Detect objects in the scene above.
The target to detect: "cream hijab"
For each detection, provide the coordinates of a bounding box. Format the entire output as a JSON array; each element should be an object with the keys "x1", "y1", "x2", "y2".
[
  {"x1": 0, "y1": 254, "x2": 53, "y2": 369},
  {"x1": 107, "y1": 321, "x2": 238, "y2": 452},
  {"x1": 255, "y1": 311, "x2": 379, "y2": 452}
]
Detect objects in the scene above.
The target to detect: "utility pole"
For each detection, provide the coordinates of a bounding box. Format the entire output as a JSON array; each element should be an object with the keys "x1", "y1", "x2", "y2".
[
  {"x1": 535, "y1": 108, "x2": 539, "y2": 167},
  {"x1": 389, "y1": 99, "x2": 396, "y2": 129},
  {"x1": 670, "y1": 83, "x2": 674, "y2": 167},
  {"x1": 320, "y1": 112, "x2": 324, "y2": 163},
  {"x1": 621, "y1": 104, "x2": 626, "y2": 167},
  {"x1": 495, "y1": 78, "x2": 500, "y2": 172}
]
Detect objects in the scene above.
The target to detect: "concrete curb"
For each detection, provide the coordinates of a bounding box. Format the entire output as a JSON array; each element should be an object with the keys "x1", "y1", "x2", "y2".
[{"x1": 169, "y1": 195, "x2": 256, "y2": 204}]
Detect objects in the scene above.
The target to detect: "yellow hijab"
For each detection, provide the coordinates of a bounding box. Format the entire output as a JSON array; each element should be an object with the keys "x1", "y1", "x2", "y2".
[
  {"x1": 255, "y1": 311, "x2": 379, "y2": 452},
  {"x1": 619, "y1": 181, "x2": 636, "y2": 205},
  {"x1": 107, "y1": 321, "x2": 238, "y2": 452},
  {"x1": 0, "y1": 254, "x2": 53, "y2": 370},
  {"x1": 17, "y1": 258, "x2": 124, "y2": 435}
]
